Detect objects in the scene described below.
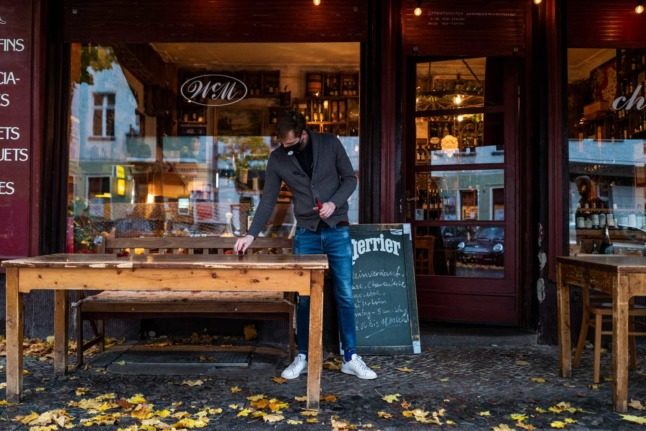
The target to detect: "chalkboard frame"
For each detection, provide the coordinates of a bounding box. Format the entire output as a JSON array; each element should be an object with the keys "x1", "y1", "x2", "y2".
[{"x1": 350, "y1": 223, "x2": 421, "y2": 355}]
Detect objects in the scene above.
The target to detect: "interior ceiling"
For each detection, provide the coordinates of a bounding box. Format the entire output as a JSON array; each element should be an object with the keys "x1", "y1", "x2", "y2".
[
  {"x1": 151, "y1": 42, "x2": 360, "y2": 69},
  {"x1": 416, "y1": 58, "x2": 486, "y2": 81},
  {"x1": 568, "y1": 49, "x2": 616, "y2": 81}
]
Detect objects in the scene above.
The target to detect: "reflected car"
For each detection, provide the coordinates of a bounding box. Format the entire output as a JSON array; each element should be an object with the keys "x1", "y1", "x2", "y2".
[
  {"x1": 456, "y1": 226, "x2": 505, "y2": 266},
  {"x1": 441, "y1": 226, "x2": 468, "y2": 250}
]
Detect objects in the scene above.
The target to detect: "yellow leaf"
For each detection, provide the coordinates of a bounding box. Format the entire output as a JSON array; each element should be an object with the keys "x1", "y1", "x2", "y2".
[
  {"x1": 588, "y1": 384, "x2": 599, "y2": 390},
  {"x1": 479, "y1": 411, "x2": 492, "y2": 417},
  {"x1": 531, "y1": 377, "x2": 546, "y2": 383},
  {"x1": 517, "y1": 421, "x2": 535, "y2": 431},
  {"x1": 516, "y1": 360, "x2": 530, "y2": 366},
  {"x1": 172, "y1": 411, "x2": 190, "y2": 419},
  {"x1": 154, "y1": 409, "x2": 172, "y2": 417},
  {"x1": 251, "y1": 398, "x2": 270, "y2": 410},
  {"x1": 301, "y1": 409, "x2": 319, "y2": 417},
  {"x1": 550, "y1": 420, "x2": 566, "y2": 429},
  {"x1": 446, "y1": 419, "x2": 456, "y2": 425},
  {"x1": 181, "y1": 379, "x2": 204, "y2": 387},
  {"x1": 29, "y1": 426, "x2": 58, "y2": 431},
  {"x1": 439, "y1": 377, "x2": 450, "y2": 382},
  {"x1": 377, "y1": 411, "x2": 393, "y2": 419},
  {"x1": 535, "y1": 407, "x2": 547, "y2": 414},
  {"x1": 272, "y1": 376, "x2": 288, "y2": 384},
  {"x1": 382, "y1": 393, "x2": 401, "y2": 403},
  {"x1": 510, "y1": 413, "x2": 528, "y2": 422},
  {"x1": 400, "y1": 400, "x2": 412, "y2": 410},
  {"x1": 492, "y1": 425, "x2": 516, "y2": 431},
  {"x1": 237, "y1": 408, "x2": 252, "y2": 417},
  {"x1": 127, "y1": 394, "x2": 146, "y2": 404},
  {"x1": 402, "y1": 410, "x2": 414, "y2": 418},
  {"x1": 243, "y1": 324, "x2": 257, "y2": 340},
  {"x1": 174, "y1": 417, "x2": 210, "y2": 428},
  {"x1": 306, "y1": 418, "x2": 319, "y2": 423},
  {"x1": 0, "y1": 400, "x2": 11, "y2": 406},
  {"x1": 80, "y1": 413, "x2": 120, "y2": 426},
  {"x1": 228, "y1": 404, "x2": 240, "y2": 410},
  {"x1": 268, "y1": 398, "x2": 289, "y2": 412},
  {"x1": 247, "y1": 394, "x2": 266, "y2": 401},
  {"x1": 620, "y1": 414, "x2": 646, "y2": 425},
  {"x1": 294, "y1": 395, "x2": 307, "y2": 402},
  {"x1": 131, "y1": 403, "x2": 153, "y2": 420},
  {"x1": 35, "y1": 387, "x2": 46, "y2": 392},
  {"x1": 322, "y1": 394, "x2": 337, "y2": 403},
  {"x1": 629, "y1": 399, "x2": 646, "y2": 411},
  {"x1": 287, "y1": 419, "x2": 303, "y2": 425},
  {"x1": 564, "y1": 418, "x2": 576, "y2": 424},
  {"x1": 395, "y1": 367, "x2": 413, "y2": 373},
  {"x1": 263, "y1": 413, "x2": 285, "y2": 423},
  {"x1": 229, "y1": 386, "x2": 242, "y2": 394},
  {"x1": 548, "y1": 402, "x2": 583, "y2": 414}
]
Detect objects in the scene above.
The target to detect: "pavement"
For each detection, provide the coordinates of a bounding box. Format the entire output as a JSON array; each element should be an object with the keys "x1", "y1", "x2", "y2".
[{"x1": 1, "y1": 324, "x2": 646, "y2": 430}]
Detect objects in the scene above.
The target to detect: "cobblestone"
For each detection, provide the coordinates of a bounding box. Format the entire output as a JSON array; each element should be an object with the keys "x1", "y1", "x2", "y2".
[{"x1": 1, "y1": 336, "x2": 645, "y2": 430}]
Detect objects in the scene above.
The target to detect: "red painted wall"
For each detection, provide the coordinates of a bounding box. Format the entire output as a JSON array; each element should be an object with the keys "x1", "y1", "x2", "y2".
[{"x1": 0, "y1": 2, "x2": 36, "y2": 260}]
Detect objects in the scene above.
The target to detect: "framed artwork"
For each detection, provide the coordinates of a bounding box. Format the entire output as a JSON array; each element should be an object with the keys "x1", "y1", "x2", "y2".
[{"x1": 215, "y1": 108, "x2": 263, "y2": 136}]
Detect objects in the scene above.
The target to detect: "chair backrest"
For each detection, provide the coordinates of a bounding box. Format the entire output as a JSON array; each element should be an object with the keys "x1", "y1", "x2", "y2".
[{"x1": 97, "y1": 229, "x2": 292, "y2": 256}]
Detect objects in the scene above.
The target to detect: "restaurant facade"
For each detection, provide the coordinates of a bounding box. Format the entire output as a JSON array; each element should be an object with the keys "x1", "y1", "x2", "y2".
[{"x1": 1, "y1": 0, "x2": 646, "y2": 342}]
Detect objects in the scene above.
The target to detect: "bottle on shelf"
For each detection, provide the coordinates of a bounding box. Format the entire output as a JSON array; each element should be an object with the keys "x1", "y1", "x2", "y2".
[{"x1": 599, "y1": 225, "x2": 614, "y2": 255}]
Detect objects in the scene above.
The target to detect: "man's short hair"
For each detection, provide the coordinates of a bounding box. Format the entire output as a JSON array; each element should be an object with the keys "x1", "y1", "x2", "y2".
[{"x1": 277, "y1": 111, "x2": 306, "y2": 139}]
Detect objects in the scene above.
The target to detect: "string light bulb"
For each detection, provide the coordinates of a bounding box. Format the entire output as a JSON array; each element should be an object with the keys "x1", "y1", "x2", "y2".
[
  {"x1": 414, "y1": 0, "x2": 422, "y2": 16},
  {"x1": 533, "y1": 0, "x2": 542, "y2": 5},
  {"x1": 636, "y1": 0, "x2": 645, "y2": 14},
  {"x1": 313, "y1": 0, "x2": 321, "y2": 5}
]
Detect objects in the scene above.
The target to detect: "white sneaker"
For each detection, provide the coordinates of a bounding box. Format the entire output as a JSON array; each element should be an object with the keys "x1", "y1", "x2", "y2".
[
  {"x1": 341, "y1": 354, "x2": 377, "y2": 380},
  {"x1": 281, "y1": 353, "x2": 308, "y2": 379}
]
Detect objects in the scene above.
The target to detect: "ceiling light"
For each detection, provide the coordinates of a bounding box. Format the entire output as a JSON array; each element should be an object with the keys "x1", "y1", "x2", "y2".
[
  {"x1": 313, "y1": 0, "x2": 321, "y2": 5},
  {"x1": 453, "y1": 94, "x2": 463, "y2": 106},
  {"x1": 636, "y1": 0, "x2": 645, "y2": 14},
  {"x1": 414, "y1": 0, "x2": 422, "y2": 16},
  {"x1": 533, "y1": 0, "x2": 542, "y2": 4}
]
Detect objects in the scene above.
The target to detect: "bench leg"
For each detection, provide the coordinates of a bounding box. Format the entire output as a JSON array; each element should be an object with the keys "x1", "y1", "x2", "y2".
[
  {"x1": 288, "y1": 306, "x2": 296, "y2": 361},
  {"x1": 75, "y1": 306, "x2": 83, "y2": 368}
]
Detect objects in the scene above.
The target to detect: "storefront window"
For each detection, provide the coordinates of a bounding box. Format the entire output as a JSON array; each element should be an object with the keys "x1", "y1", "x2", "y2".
[
  {"x1": 567, "y1": 49, "x2": 646, "y2": 255},
  {"x1": 66, "y1": 43, "x2": 360, "y2": 252}
]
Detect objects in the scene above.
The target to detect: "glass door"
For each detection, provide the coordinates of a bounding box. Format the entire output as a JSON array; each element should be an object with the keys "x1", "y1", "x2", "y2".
[{"x1": 408, "y1": 57, "x2": 520, "y2": 325}]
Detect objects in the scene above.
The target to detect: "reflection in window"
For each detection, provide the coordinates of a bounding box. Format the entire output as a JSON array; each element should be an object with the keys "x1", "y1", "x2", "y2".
[
  {"x1": 415, "y1": 225, "x2": 504, "y2": 278},
  {"x1": 414, "y1": 170, "x2": 504, "y2": 221},
  {"x1": 567, "y1": 48, "x2": 646, "y2": 255},
  {"x1": 66, "y1": 43, "x2": 360, "y2": 252},
  {"x1": 92, "y1": 93, "x2": 115, "y2": 138}
]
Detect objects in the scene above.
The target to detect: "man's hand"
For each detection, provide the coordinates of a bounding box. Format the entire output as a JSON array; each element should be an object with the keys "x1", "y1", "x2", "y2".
[
  {"x1": 234, "y1": 234, "x2": 255, "y2": 253},
  {"x1": 314, "y1": 201, "x2": 336, "y2": 219}
]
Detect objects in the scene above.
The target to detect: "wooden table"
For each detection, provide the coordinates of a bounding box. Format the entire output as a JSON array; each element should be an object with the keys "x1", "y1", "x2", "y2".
[
  {"x1": 2, "y1": 253, "x2": 328, "y2": 408},
  {"x1": 557, "y1": 255, "x2": 646, "y2": 412}
]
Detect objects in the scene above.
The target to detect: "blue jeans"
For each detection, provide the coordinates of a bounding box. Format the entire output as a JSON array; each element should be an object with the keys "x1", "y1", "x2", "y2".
[{"x1": 293, "y1": 224, "x2": 356, "y2": 354}]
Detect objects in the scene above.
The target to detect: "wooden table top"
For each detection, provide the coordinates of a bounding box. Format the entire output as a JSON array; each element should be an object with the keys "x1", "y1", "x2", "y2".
[
  {"x1": 557, "y1": 255, "x2": 646, "y2": 273},
  {"x1": 1, "y1": 253, "x2": 329, "y2": 270}
]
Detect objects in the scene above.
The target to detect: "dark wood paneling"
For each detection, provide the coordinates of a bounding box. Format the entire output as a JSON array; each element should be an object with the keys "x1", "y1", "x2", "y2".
[
  {"x1": 402, "y1": 0, "x2": 528, "y2": 57},
  {"x1": 63, "y1": 0, "x2": 368, "y2": 43},
  {"x1": 417, "y1": 291, "x2": 518, "y2": 325},
  {"x1": 567, "y1": 0, "x2": 646, "y2": 48}
]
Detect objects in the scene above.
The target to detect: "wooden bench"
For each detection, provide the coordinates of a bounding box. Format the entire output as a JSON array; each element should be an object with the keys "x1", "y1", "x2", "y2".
[{"x1": 73, "y1": 233, "x2": 295, "y2": 367}]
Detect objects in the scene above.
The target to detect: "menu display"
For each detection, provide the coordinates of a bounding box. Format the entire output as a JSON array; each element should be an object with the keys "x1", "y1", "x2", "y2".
[{"x1": 0, "y1": 3, "x2": 33, "y2": 258}]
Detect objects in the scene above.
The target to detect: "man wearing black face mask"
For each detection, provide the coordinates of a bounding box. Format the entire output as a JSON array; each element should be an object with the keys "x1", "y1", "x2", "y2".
[{"x1": 234, "y1": 111, "x2": 377, "y2": 381}]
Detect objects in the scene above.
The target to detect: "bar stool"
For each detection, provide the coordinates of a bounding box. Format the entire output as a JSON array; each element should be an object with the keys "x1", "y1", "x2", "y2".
[{"x1": 573, "y1": 287, "x2": 646, "y2": 383}]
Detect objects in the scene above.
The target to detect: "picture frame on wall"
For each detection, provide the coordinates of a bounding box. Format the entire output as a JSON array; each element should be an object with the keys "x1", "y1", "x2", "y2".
[{"x1": 215, "y1": 108, "x2": 264, "y2": 136}]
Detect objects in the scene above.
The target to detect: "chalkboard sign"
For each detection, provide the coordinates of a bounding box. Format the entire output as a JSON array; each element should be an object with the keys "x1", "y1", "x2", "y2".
[{"x1": 350, "y1": 224, "x2": 421, "y2": 355}]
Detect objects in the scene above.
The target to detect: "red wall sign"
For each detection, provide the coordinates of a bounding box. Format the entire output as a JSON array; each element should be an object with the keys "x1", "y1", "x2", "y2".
[{"x1": 0, "y1": 3, "x2": 33, "y2": 259}]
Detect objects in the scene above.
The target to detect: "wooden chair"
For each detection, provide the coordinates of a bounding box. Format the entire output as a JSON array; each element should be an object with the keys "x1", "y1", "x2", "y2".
[
  {"x1": 573, "y1": 287, "x2": 646, "y2": 383},
  {"x1": 73, "y1": 232, "x2": 295, "y2": 367},
  {"x1": 415, "y1": 236, "x2": 435, "y2": 275}
]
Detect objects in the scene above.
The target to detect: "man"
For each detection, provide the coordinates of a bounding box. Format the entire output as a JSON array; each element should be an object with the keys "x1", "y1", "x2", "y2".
[{"x1": 234, "y1": 111, "x2": 376, "y2": 380}]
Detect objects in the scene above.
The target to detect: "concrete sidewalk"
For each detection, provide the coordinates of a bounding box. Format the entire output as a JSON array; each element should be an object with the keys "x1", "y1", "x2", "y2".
[{"x1": 1, "y1": 326, "x2": 645, "y2": 430}]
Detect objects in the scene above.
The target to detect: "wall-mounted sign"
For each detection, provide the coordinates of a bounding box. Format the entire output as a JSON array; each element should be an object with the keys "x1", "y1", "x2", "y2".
[
  {"x1": 180, "y1": 74, "x2": 247, "y2": 107},
  {"x1": 0, "y1": 2, "x2": 33, "y2": 259}
]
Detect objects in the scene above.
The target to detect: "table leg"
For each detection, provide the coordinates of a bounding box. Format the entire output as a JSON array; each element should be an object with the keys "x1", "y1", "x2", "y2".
[
  {"x1": 5, "y1": 268, "x2": 23, "y2": 402},
  {"x1": 556, "y1": 263, "x2": 572, "y2": 378},
  {"x1": 306, "y1": 270, "x2": 324, "y2": 410},
  {"x1": 612, "y1": 274, "x2": 629, "y2": 412},
  {"x1": 54, "y1": 290, "x2": 68, "y2": 374}
]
